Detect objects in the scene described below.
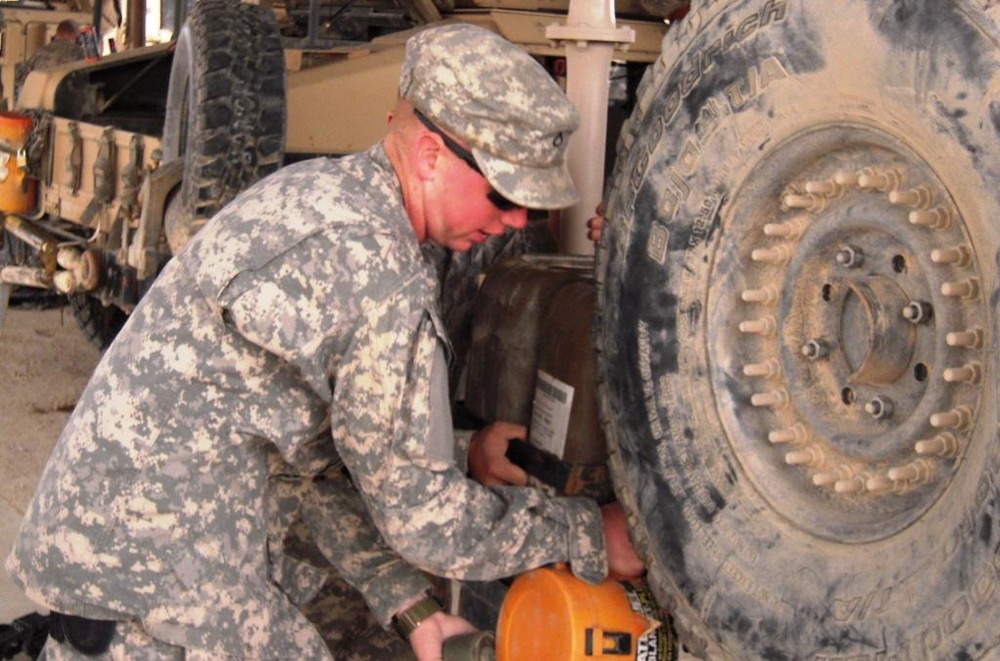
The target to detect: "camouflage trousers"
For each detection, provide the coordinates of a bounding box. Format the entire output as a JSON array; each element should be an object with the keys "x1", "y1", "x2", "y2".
[{"x1": 37, "y1": 575, "x2": 410, "y2": 660}]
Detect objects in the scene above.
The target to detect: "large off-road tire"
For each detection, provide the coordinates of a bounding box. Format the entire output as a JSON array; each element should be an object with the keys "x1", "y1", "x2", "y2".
[
  {"x1": 598, "y1": 1, "x2": 1000, "y2": 658},
  {"x1": 161, "y1": 0, "x2": 285, "y2": 252},
  {"x1": 69, "y1": 294, "x2": 128, "y2": 350}
]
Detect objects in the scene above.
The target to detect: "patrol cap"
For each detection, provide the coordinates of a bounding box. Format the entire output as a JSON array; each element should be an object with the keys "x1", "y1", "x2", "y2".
[{"x1": 399, "y1": 24, "x2": 580, "y2": 209}]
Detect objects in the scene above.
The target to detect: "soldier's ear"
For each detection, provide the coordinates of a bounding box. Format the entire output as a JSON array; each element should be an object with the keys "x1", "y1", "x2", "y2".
[{"x1": 413, "y1": 132, "x2": 444, "y2": 181}]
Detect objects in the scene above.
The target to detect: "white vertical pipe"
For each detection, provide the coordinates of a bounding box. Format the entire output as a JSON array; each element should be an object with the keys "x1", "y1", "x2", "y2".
[{"x1": 547, "y1": 0, "x2": 634, "y2": 256}]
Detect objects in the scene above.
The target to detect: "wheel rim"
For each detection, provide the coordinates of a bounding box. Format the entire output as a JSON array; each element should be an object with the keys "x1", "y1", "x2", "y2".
[{"x1": 708, "y1": 123, "x2": 988, "y2": 543}]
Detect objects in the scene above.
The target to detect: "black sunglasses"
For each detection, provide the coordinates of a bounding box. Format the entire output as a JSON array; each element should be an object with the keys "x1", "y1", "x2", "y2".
[{"x1": 414, "y1": 110, "x2": 523, "y2": 212}]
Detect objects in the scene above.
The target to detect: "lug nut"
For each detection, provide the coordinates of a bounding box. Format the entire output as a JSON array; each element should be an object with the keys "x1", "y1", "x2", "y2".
[
  {"x1": 902, "y1": 301, "x2": 933, "y2": 324},
  {"x1": 801, "y1": 339, "x2": 830, "y2": 361},
  {"x1": 865, "y1": 396, "x2": 894, "y2": 420},
  {"x1": 835, "y1": 245, "x2": 864, "y2": 268}
]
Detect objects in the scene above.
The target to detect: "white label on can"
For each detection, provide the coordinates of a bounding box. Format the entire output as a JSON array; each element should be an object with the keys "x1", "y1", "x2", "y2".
[{"x1": 529, "y1": 370, "x2": 574, "y2": 458}]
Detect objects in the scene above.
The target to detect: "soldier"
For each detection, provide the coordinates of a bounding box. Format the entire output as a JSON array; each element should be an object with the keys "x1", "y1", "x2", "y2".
[
  {"x1": 14, "y1": 20, "x2": 85, "y2": 100},
  {"x1": 6, "y1": 23, "x2": 643, "y2": 660}
]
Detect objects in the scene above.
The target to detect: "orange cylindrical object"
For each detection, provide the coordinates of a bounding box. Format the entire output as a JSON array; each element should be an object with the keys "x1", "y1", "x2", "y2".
[
  {"x1": 0, "y1": 112, "x2": 36, "y2": 213},
  {"x1": 497, "y1": 566, "x2": 664, "y2": 660}
]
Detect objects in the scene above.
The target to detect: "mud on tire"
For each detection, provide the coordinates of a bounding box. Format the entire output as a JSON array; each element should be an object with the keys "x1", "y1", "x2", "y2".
[
  {"x1": 161, "y1": 0, "x2": 285, "y2": 252},
  {"x1": 598, "y1": 1, "x2": 1000, "y2": 658}
]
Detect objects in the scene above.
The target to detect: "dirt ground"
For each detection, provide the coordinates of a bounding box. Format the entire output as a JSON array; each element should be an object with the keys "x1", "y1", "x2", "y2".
[{"x1": 0, "y1": 306, "x2": 101, "y2": 515}]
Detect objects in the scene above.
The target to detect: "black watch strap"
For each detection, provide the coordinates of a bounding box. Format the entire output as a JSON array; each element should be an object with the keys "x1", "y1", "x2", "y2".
[{"x1": 392, "y1": 595, "x2": 442, "y2": 639}]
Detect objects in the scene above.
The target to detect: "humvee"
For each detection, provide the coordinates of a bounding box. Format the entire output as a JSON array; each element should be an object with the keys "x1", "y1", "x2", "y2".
[{"x1": 3, "y1": 0, "x2": 1000, "y2": 658}]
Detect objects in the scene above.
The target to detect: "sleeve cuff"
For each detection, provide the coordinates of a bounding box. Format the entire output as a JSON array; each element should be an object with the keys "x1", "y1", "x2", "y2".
[{"x1": 561, "y1": 497, "x2": 608, "y2": 585}]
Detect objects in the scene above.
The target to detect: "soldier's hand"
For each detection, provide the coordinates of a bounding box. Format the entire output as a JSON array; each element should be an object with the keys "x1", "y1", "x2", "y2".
[
  {"x1": 587, "y1": 203, "x2": 605, "y2": 243},
  {"x1": 468, "y1": 421, "x2": 529, "y2": 487},
  {"x1": 408, "y1": 611, "x2": 477, "y2": 661},
  {"x1": 601, "y1": 501, "x2": 646, "y2": 579}
]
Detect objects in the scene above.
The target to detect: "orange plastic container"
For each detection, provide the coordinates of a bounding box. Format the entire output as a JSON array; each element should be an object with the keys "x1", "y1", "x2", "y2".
[
  {"x1": 497, "y1": 565, "x2": 674, "y2": 660},
  {"x1": 0, "y1": 113, "x2": 36, "y2": 214}
]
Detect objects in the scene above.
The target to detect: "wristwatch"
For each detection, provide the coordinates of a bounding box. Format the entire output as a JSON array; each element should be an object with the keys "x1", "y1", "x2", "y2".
[{"x1": 392, "y1": 595, "x2": 443, "y2": 639}]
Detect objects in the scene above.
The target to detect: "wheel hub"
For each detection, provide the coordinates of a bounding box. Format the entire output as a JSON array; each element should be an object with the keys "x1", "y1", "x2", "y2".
[{"x1": 710, "y1": 127, "x2": 988, "y2": 540}]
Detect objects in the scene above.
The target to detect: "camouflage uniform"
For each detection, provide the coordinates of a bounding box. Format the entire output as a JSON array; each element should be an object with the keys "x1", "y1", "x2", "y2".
[
  {"x1": 7, "y1": 48, "x2": 606, "y2": 653},
  {"x1": 14, "y1": 40, "x2": 84, "y2": 99}
]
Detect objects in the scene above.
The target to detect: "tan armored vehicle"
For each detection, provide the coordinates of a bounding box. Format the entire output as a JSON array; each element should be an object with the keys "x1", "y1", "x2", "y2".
[{"x1": 3, "y1": 0, "x2": 1000, "y2": 658}]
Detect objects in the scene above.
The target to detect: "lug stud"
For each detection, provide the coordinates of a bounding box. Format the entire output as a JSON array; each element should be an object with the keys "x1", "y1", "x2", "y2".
[
  {"x1": 804, "y1": 179, "x2": 841, "y2": 196},
  {"x1": 751, "y1": 245, "x2": 792, "y2": 265},
  {"x1": 943, "y1": 362, "x2": 982, "y2": 385},
  {"x1": 783, "y1": 193, "x2": 824, "y2": 212},
  {"x1": 813, "y1": 470, "x2": 843, "y2": 487},
  {"x1": 930, "y1": 406, "x2": 973, "y2": 431},
  {"x1": 741, "y1": 286, "x2": 779, "y2": 304},
  {"x1": 866, "y1": 474, "x2": 895, "y2": 493},
  {"x1": 739, "y1": 316, "x2": 776, "y2": 336},
  {"x1": 834, "y1": 476, "x2": 866, "y2": 494},
  {"x1": 751, "y1": 388, "x2": 788, "y2": 408},
  {"x1": 744, "y1": 359, "x2": 782, "y2": 379},
  {"x1": 915, "y1": 432, "x2": 959, "y2": 458},
  {"x1": 940, "y1": 278, "x2": 980, "y2": 299},
  {"x1": 909, "y1": 207, "x2": 952, "y2": 230},
  {"x1": 768, "y1": 423, "x2": 807, "y2": 444},
  {"x1": 888, "y1": 185, "x2": 932, "y2": 208},
  {"x1": 887, "y1": 459, "x2": 935, "y2": 484},
  {"x1": 833, "y1": 170, "x2": 860, "y2": 187},
  {"x1": 785, "y1": 446, "x2": 823, "y2": 467},
  {"x1": 857, "y1": 167, "x2": 900, "y2": 192},
  {"x1": 763, "y1": 215, "x2": 809, "y2": 240},
  {"x1": 930, "y1": 245, "x2": 972, "y2": 268},
  {"x1": 946, "y1": 326, "x2": 983, "y2": 349}
]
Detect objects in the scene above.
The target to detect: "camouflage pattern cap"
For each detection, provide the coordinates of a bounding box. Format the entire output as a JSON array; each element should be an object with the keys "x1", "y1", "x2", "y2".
[{"x1": 400, "y1": 24, "x2": 580, "y2": 209}]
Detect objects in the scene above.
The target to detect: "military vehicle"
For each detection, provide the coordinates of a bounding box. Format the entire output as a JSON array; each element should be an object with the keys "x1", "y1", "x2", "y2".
[{"x1": 3, "y1": 0, "x2": 1000, "y2": 658}]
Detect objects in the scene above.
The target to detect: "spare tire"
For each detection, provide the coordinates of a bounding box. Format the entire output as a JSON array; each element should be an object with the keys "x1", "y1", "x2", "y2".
[
  {"x1": 598, "y1": 1, "x2": 1000, "y2": 658},
  {"x1": 161, "y1": 0, "x2": 285, "y2": 252}
]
